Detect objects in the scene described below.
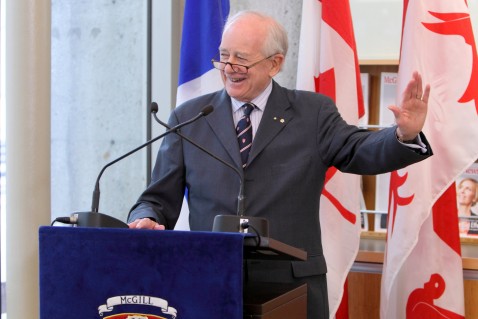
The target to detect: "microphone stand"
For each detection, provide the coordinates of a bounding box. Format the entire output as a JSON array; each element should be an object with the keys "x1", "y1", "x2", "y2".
[
  {"x1": 150, "y1": 102, "x2": 268, "y2": 237},
  {"x1": 54, "y1": 106, "x2": 213, "y2": 228},
  {"x1": 72, "y1": 129, "x2": 182, "y2": 228}
]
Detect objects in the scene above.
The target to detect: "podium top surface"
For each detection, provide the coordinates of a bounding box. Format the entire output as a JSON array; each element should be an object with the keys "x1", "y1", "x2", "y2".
[{"x1": 243, "y1": 235, "x2": 307, "y2": 261}]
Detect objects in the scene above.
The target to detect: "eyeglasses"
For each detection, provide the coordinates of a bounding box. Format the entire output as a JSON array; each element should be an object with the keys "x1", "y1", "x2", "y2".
[{"x1": 211, "y1": 55, "x2": 275, "y2": 74}]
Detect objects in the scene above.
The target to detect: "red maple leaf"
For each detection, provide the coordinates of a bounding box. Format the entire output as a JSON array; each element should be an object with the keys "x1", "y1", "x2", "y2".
[
  {"x1": 314, "y1": 67, "x2": 336, "y2": 102},
  {"x1": 315, "y1": 68, "x2": 357, "y2": 225},
  {"x1": 322, "y1": 167, "x2": 356, "y2": 224}
]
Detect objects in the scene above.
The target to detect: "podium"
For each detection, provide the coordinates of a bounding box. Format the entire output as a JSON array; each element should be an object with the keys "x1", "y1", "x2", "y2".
[{"x1": 39, "y1": 227, "x2": 306, "y2": 319}]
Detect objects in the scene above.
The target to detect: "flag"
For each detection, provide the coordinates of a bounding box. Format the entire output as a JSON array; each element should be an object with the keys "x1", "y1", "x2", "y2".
[
  {"x1": 176, "y1": 0, "x2": 230, "y2": 106},
  {"x1": 297, "y1": 0, "x2": 365, "y2": 317},
  {"x1": 174, "y1": 0, "x2": 230, "y2": 230},
  {"x1": 380, "y1": 0, "x2": 478, "y2": 318}
]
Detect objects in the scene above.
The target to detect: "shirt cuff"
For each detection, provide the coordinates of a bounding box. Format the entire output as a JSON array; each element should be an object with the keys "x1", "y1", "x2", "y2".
[{"x1": 397, "y1": 133, "x2": 428, "y2": 154}]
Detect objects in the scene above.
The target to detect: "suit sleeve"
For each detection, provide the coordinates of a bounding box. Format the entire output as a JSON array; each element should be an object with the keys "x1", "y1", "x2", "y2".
[
  {"x1": 314, "y1": 95, "x2": 432, "y2": 174},
  {"x1": 127, "y1": 110, "x2": 186, "y2": 229}
]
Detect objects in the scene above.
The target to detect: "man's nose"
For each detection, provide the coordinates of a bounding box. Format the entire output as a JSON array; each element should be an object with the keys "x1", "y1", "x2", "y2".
[{"x1": 223, "y1": 62, "x2": 236, "y2": 73}]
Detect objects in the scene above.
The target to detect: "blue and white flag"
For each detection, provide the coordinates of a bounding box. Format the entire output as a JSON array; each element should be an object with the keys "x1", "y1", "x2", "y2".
[
  {"x1": 176, "y1": 0, "x2": 230, "y2": 106},
  {"x1": 175, "y1": 0, "x2": 230, "y2": 230}
]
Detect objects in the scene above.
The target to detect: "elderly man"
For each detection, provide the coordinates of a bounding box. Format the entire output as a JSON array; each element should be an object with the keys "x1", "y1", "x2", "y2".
[{"x1": 128, "y1": 10, "x2": 432, "y2": 319}]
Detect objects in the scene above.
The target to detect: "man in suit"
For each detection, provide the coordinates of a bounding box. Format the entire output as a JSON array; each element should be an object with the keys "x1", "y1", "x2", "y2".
[{"x1": 128, "y1": 10, "x2": 432, "y2": 319}]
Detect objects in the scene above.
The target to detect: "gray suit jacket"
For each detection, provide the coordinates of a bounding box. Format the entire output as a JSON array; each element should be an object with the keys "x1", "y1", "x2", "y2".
[{"x1": 129, "y1": 80, "x2": 432, "y2": 277}]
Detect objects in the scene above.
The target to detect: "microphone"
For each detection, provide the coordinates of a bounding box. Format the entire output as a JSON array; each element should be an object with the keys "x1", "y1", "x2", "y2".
[
  {"x1": 150, "y1": 102, "x2": 268, "y2": 237},
  {"x1": 55, "y1": 105, "x2": 213, "y2": 228},
  {"x1": 91, "y1": 104, "x2": 214, "y2": 214}
]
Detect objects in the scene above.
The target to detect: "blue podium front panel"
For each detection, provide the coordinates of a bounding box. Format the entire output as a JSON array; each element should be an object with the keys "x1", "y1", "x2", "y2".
[{"x1": 39, "y1": 227, "x2": 244, "y2": 319}]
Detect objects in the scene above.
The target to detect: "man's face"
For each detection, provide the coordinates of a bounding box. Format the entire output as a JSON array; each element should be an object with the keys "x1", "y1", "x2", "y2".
[{"x1": 218, "y1": 17, "x2": 279, "y2": 102}]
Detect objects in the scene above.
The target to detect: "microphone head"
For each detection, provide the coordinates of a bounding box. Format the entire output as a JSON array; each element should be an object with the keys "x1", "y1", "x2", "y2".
[
  {"x1": 150, "y1": 102, "x2": 159, "y2": 114},
  {"x1": 200, "y1": 105, "x2": 214, "y2": 116}
]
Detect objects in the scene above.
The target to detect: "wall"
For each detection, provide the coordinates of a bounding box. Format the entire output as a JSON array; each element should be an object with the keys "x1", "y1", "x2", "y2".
[{"x1": 51, "y1": 0, "x2": 148, "y2": 221}]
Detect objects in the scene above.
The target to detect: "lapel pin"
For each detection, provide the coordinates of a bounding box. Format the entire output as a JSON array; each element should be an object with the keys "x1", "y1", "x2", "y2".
[{"x1": 273, "y1": 117, "x2": 286, "y2": 124}]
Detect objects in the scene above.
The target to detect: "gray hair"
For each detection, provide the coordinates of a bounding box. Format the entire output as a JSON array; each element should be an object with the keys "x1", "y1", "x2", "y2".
[{"x1": 223, "y1": 11, "x2": 289, "y2": 58}]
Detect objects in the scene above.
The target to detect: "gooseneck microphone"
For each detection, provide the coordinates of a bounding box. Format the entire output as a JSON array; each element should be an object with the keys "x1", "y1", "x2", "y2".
[
  {"x1": 91, "y1": 104, "x2": 214, "y2": 214},
  {"x1": 150, "y1": 102, "x2": 245, "y2": 216},
  {"x1": 150, "y1": 102, "x2": 268, "y2": 237},
  {"x1": 52, "y1": 104, "x2": 213, "y2": 228}
]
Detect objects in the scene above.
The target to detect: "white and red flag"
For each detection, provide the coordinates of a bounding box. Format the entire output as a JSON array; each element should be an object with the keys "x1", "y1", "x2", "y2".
[
  {"x1": 297, "y1": 0, "x2": 365, "y2": 317},
  {"x1": 381, "y1": 0, "x2": 478, "y2": 318}
]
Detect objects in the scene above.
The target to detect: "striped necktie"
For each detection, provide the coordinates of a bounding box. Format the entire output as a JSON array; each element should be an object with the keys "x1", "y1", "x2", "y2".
[{"x1": 236, "y1": 103, "x2": 255, "y2": 168}]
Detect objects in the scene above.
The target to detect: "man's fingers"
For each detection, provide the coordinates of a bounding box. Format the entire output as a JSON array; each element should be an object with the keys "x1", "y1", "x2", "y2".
[{"x1": 128, "y1": 218, "x2": 163, "y2": 230}]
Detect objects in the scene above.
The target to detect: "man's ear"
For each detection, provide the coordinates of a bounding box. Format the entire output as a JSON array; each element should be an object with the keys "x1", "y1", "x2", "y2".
[{"x1": 269, "y1": 54, "x2": 285, "y2": 77}]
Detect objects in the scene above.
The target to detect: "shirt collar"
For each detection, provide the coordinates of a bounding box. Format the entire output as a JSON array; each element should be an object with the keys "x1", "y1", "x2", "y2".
[{"x1": 231, "y1": 81, "x2": 273, "y2": 113}]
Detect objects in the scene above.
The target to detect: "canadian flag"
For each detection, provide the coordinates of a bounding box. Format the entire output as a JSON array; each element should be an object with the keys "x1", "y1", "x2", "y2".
[
  {"x1": 297, "y1": 0, "x2": 365, "y2": 317},
  {"x1": 380, "y1": 0, "x2": 478, "y2": 318}
]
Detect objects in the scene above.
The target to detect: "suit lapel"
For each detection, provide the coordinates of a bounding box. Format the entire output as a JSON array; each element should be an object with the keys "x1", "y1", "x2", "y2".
[
  {"x1": 205, "y1": 90, "x2": 244, "y2": 171},
  {"x1": 204, "y1": 83, "x2": 293, "y2": 170},
  {"x1": 248, "y1": 82, "x2": 293, "y2": 164}
]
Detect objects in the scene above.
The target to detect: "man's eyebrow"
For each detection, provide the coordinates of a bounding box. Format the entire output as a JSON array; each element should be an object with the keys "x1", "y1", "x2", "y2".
[{"x1": 219, "y1": 48, "x2": 250, "y2": 57}]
